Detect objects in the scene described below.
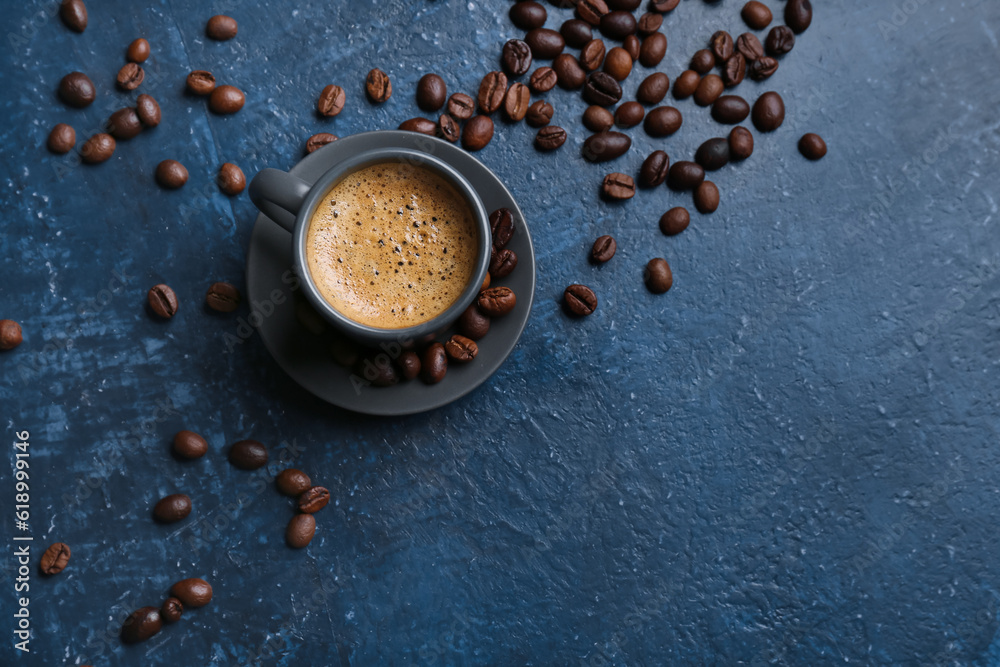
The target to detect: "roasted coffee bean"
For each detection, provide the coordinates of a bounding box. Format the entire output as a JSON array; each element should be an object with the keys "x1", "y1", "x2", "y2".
[
  {"x1": 511, "y1": 1, "x2": 548, "y2": 30},
  {"x1": 81, "y1": 133, "x2": 115, "y2": 163},
  {"x1": 108, "y1": 107, "x2": 142, "y2": 140},
  {"x1": 399, "y1": 117, "x2": 436, "y2": 135},
  {"x1": 638, "y1": 150, "x2": 669, "y2": 187},
  {"x1": 153, "y1": 494, "x2": 192, "y2": 523},
  {"x1": 644, "y1": 106, "x2": 682, "y2": 137},
  {"x1": 136, "y1": 94, "x2": 161, "y2": 126},
  {"x1": 580, "y1": 39, "x2": 606, "y2": 71},
  {"x1": 722, "y1": 53, "x2": 746, "y2": 87},
  {"x1": 600, "y1": 11, "x2": 636, "y2": 40},
  {"x1": 396, "y1": 351, "x2": 421, "y2": 380},
  {"x1": 529, "y1": 67, "x2": 557, "y2": 93},
  {"x1": 502, "y1": 39, "x2": 533, "y2": 77},
  {"x1": 286, "y1": 514, "x2": 316, "y2": 549},
  {"x1": 366, "y1": 68, "x2": 392, "y2": 102},
  {"x1": 742, "y1": 1, "x2": 772, "y2": 30},
  {"x1": 477, "y1": 71, "x2": 508, "y2": 113},
  {"x1": 447, "y1": 93, "x2": 475, "y2": 119},
  {"x1": 121, "y1": 607, "x2": 161, "y2": 644},
  {"x1": 306, "y1": 132, "x2": 338, "y2": 152},
  {"x1": 603, "y1": 47, "x2": 632, "y2": 81},
  {"x1": 659, "y1": 207, "x2": 690, "y2": 235},
  {"x1": 420, "y1": 342, "x2": 448, "y2": 384},
  {"x1": 317, "y1": 84, "x2": 346, "y2": 116},
  {"x1": 553, "y1": 54, "x2": 587, "y2": 89},
  {"x1": 462, "y1": 116, "x2": 494, "y2": 150},
  {"x1": 205, "y1": 280, "x2": 241, "y2": 312},
  {"x1": 614, "y1": 101, "x2": 644, "y2": 128},
  {"x1": 644, "y1": 258, "x2": 673, "y2": 294},
  {"x1": 209, "y1": 85, "x2": 245, "y2": 114},
  {"x1": 58, "y1": 72, "x2": 95, "y2": 108},
  {"x1": 608, "y1": 0, "x2": 640, "y2": 10},
  {"x1": 60, "y1": 0, "x2": 88, "y2": 32},
  {"x1": 490, "y1": 208, "x2": 515, "y2": 249},
  {"x1": 623, "y1": 34, "x2": 641, "y2": 61},
  {"x1": 583, "y1": 71, "x2": 621, "y2": 106},
  {"x1": 0, "y1": 320, "x2": 21, "y2": 350},
  {"x1": 39, "y1": 542, "x2": 71, "y2": 575},
  {"x1": 215, "y1": 164, "x2": 245, "y2": 196},
  {"x1": 712, "y1": 95, "x2": 750, "y2": 124},
  {"x1": 636, "y1": 72, "x2": 669, "y2": 105},
  {"x1": 695, "y1": 137, "x2": 731, "y2": 171},
  {"x1": 729, "y1": 125, "x2": 755, "y2": 160},
  {"x1": 591, "y1": 235, "x2": 616, "y2": 263},
  {"x1": 161, "y1": 598, "x2": 183, "y2": 624},
  {"x1": 458, "y1": 304, "x2": 491, "y2": 341},
  {"x1": 563, "y1": 284, "x2": 597, "y2": 317},
  {"x1": 47, "y1": 123, "x2": 76, "y2": 153},
  {"x1": 667, "y1": 161, "x2": 705, "y2": 191},
  {"x1": 437, "y1": 114, "x2": 460, "y2": 142},
  {"x1": 582, "y1": 130, "x2": 630, "y2": 161},
  {"x1": 478, "y1": 287, "x2": 517, "y2": 317},
  {"x1": 583, "y1": 105, "x2": 614, "y2": 132},
  {"x1": 673, "y1": 70, "x2": 700, "y2": 99},
  {"x1": 503, "y1": 82, "x2": 531, "y2": 121},
  {"x1": 445, "y1": 335, "x2": 478, "y2": 363},
  {"x1": 576, "y1": 0, "x2": 609, "y2": 26},
  {"x1": 155, "y1": 160, "x2": 188, "y2": 189},
  {"x1": 694, "y1": 74, "x2": 724, "y2": 106},
  {"x1": 186, "y1": 70, "x2": 216, "y2": 95},
  {"x1": 148, "y1": 284, "x2": 178, "y2": 318},
  {"x1": 276, "y1": 469, "x2": 312, "y2": 496},
  {"x1": 172, "y1": 430, "x2": 208, "y2": 459},
  {"x1": 356, "y1": 352, "x2": 398, "y2": 387},
  {"x1": 526, "y1": 100, "x2": 554, "y2": 126},
  {"x1": 638, "y1": 32, "x2": 667, "y2": 67},
  {"x1": 694, "y1": 180, "x2": 720, "y2": 213},
  {"x1": 637, "y1": 12, "x2": 662, "y2": 35},
  {"x1": 752, "y1": 91, "x2": 785, "y2": 132},
  {"x1": 206, "y1": 14, "x2": 238, "y2": 40},
  {"x1": 170, "y1": 578, "x2": 213, "y2": 608},
  {"x1": 525, "y1": 28, "x2": 565, "y2": 59},
  {"x1": 765, "y1": 25, "x2": 795, "y2": 56},
  {"x1": 649, "y1": 0, "x2": 680, "y2": 11},
  {"x1": 298, "y1": 486, "x2": 330, "y2": 513},
  {"x1": 535, "y1": 125, "x2": 567, "y2": 151},
  {"x1": 736, "y1": 32, "x2": 765, "y2": 61},
  {"x1": 748, "y1": 57, "x2": 779, "y2": 81},
  {"x1": 690, "y1": 49, "x2": 715, "y2": 74},
  {"x1": 228, "y1": 439, "x2": 268, "y2": 470},
  {"x1": 561, "y1": 19, "x2": 594, "y2": 48},
  {"x1": 711, "y1": 31, "x2": 734, "y2": 62},
  {"x1": 127, "y1": 38, "x2": 150, "y2": 63},
  {"x1": 799, "y1": 133, "x2": 827, "y2": 160},
  {"x1": 602, "y1": 172, "x2": 635, "y2": 200},
  {"x1": 117, "y1": 63, "x2": 144, "y2": 91},
  {"x1": 785, "y1": 0, "x2": 813, "y2": 33}
]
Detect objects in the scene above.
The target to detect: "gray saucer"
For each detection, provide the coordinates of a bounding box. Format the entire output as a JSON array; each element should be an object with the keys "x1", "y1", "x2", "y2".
[{"x1": 245, "y1": 131, "x2": 536, "y2": 416}]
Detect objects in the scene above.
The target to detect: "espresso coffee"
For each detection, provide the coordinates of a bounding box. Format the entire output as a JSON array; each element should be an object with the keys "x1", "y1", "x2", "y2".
[{"x1": 306, "y1": 162, "x2": 477, "y2": 329}]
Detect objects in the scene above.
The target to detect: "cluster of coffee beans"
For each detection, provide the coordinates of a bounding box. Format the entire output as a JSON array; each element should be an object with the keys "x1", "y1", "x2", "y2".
[{"x1": 121, "y1": 577, "x2": 213, "y2": 644}]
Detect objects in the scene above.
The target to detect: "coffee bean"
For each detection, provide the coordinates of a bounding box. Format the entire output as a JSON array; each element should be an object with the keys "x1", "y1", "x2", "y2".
[
  {"x1": 420, "y1": 342, "x2": 448, "y2": 384},
  {"x1": 317, "y1": 84, "x2": 346, "y2": 116},
  {"x1": 490, "y1": 208, "x2": 516, "y2": 249},
  {"x1": 47, "y1": 123, "x2": 76, "y2": 153},
  {"x1": 186, "y1": 70, "x2": 216, "y2": 95},
  {"x1": 127, "y1": 38, "x2": 150, "y2": 63},
  {"x1": 147, "y1": 284, "x2": 178, "y2": 319},
  {"x1": 107, "y1": 107, "x2": 142, "y2": 140},
  {"x1": 673, "y1": 70, "x2": 700, "y2": 99},
  {"x1": 298, "y1": 486, "x2": 330, "y2": 514},
  {"x1": 729, "y1": 126, "x2": 755, "y2": 160},
  {"x1": 623, "y1": 34, "x2": 641, "y2": 61},
  {"x1": 695, "y1": 137, "x2": 731, "y2": 171},
  {"x1": 306, "y1": 132, "x2": 338, "y2": 153},
  {"x1": 582, "y1": 130, "x2": 630, "y2": 162},
  {"x1": 748, "y1": 57, "x2": 779, "y2": 81},
  {"x1": 212, "y1": 164, "x2": 245, "y2": 198},
  {"x1": 526, "y1": 100, "x2": 554, "y2": 126},
  {"x1": 591, "y1": 235, "x2": 616, "y2": 263},
  {"x1": 694, "y1": 180, "x2": 720, "y2": 213},
  {"x1": 561, "y1": 19, "x2": 594, "y2": 48},
  {"x1": 399, "y1": 117, "x2": 436, "y2": 135},
  {"x1": 161, "y1": 598, "x2": 183, "y2": 623},
  {"x1": 583, "y1": 105, "x2": 614, "y2": 132},
  {"x1": 155, "y1": 160, "x2": 188, "y2": 189},
  {"x1": 712, "y1": 95, "x2": 750, "y2": 124},
  {"x1": 172, "y1": 430, "x2": 208, "y2": 459},
  {"x1": 552, "y1": 54, "x2": 586, "y2": 90},
  {"x1": 576, "y1": 0, "x2": 609, "y2": 26},
  {"x1": 608, "y1": 0, "x2": 641, "y2": 11},
  {"x1": 445, "y1": 335, "x2": 478, "y2": 363},
  {"x1": 690, "y1": 49, "x2": 715, "y2": 75},
  {"x1": 638, "y1": 150, "x2": 669, "y2": 187},
  {"x1": 286, "y1": 514, "x2": 316, "y2": 549},
  {"x1": 39, "y1": 542, "x2": 71, "y2": 575},
  {"x1": 203, "y1": 281, "x2": 240, "y2": 313},
  {"x1": 649, "y1": 0, "x2": 680, "y2": 11},
  {"x1": 639, "y1": 32, "x2": 667, "y2": 67},
  {"x1": 117, "y1": 63, "x2": 144, "y2": 91},
  {"x1": 799, "y1": 133, "x2": 827, "y2": 160},
  {"x1": 60, "y1": 0, "x2": 88, "y2": 32},
  {"x1": 80, "y1": 133, "x2": 115, "y2": 164},
  {"x1": 583, "y1": 71, "x2": 622, "y2": 106},
  {"x1": 752, "y1": 91, "x2": 785, "y2": 132},
  {"x1": 637, "y1": 12, "x2": 662, "y2": 35},
  {"x1": 170, "y1": 578, "x2": 213, "y2": 608},
  {"x1": 357, "y1": 352, "x2": 400, "y2": 387},
  {"x1": 462, "y1": 115, "x2": 494, "y2": 151},
  {"x1": 636, "y1": 72, "x2": 669, "y2": 105},
  {"x1": 458, "y1": 304, "x2": 490, "y2": 340},
  {"x1": 503, "y1": 82, "x2": 531, "y2": 121},
  {"x1": 614, "y1": 101, "x2": 644, "y2": 128},
  {"x1": 0, "y1": 319, "x2": 21, "y2": 351},
  {"x1": 502, "y1": 39, "x2": 533, "y2": 77},
  {"x1": 535, "y1": 125, "x2": 567, "y2": 151},
  {"x1": 580, "y1": 39, "x2": 606, "y2": 72},
  {"x1": 736, "y1": 32, "x2": 765, "y2": 61},
  {"x1": 395, "y1": 351, "x2": 421, "y2": 380},
  {"x1": 721, "y1": 54, "x2": 747, "y2": 87},
  {"x1": 447, "y1": 93, "x2": 475, "y2": 119},
  {"x1": 765, "y1": 25, "x2": 795, "y2": 56},
  {"x1": 511, "y1": 1, "x2": 548, "y2": 30},
  {"x1": 693, "y1": 74, "x2": 724, "y2": 106},
  {"x1": 121, "y1": 607, "x2": 161, "y2": 644},
  {"x1": 206, "y1": 14, "x2": 238, "y2": 40},
  {"x1": 603, "y1": 47, "x2": 632, "y2": 81},
  {"x1": 563, "y1": 284, "x2": 597, "y2": 317},
  {"x1": 529, "y1": 67, "x2": 558, "y2": 93},
  {"x1": 276, "y1": 469, "x2": 312, "y2": 496},
  {"x1": 477, "y1": 71, "x2": 508, "y2": 113},
  {"x1": 644, "y1": 258, "x2": 673, "y2": 294},
  {"x1": 667, "y1": 161, "x2": 705, "y2": 191},
  {"x1": 659, "y1": 207, "x2": 690, "y2": 235},
  {"x1": 136, "y1": 94, "x2": 161, "y2": 126},
  {"x1": 643, "y1": 106, "x2": 682, "y2": 137},
  {"x1": 228, "y1": 439, "x2": 268, "y2": 470},
  {"x1": 741, "y1": 1, "x2": 772, "y2": 29},
  {"x1": 525, "y1": 28, "x2": 565, "y2": 59},
  {"x1": 602, "y1": 172, "x2": 635, "y2": 200},
  {"x1": 478, "y1": 286, "x2": 517, "y2": 317},
  {"x1": 153, "y1": 494, "x2": 192, "y2": 523},
  {"x1": 490, "y1": 248, "x2": 518, "y2": 279},
  {"x1": 600, "y1": 11, "x2": 636, "y2": 40},
  {"x1": 711, "y1": 31, "x2": 734, "y2": 62},
  {"x1": 434, "y1": 114, "x2": 458, "y2": 143},
  {"x1": 58, "y1": 72, "x2": 95, "y2": 108},
  {"x1": 361, "y1": 68, "x2": 392, "y2": 103},
  {"x1": 209, "y1": 85, "x2": 245, "y2": 114},
  {"x1": 785, "y1": 0, "x2": 813, "y2": 33}
]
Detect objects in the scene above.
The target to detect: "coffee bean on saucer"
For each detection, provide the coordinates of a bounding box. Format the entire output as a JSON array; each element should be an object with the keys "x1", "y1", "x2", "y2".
[
  {"x1": 170, "y1": 578, "x2": 213, "y2": 608},
  {"x1": 477, "y1": 71, "x2": 508, "y2": 113},
  {"x1": 228, "y1": 439, "x2": 268, "y2": 470},
  {"x1": 591, "y1": 235, "x2": 616, "y2": 263},
  {"x1": 490, "y1": 248, "x2": 518, "y2": 279},
  {"x1": 786, "y1": 0, "x2": 813, "y2": 33},
  {"x1": 535, "y1": 125, "x2": 567, "y2": 151},
  {"x1": 297, "y1": 486, "x2": 330, "y2": 514},
  {"x1": 667, "y1": 161, "x2": 705, "y2": 191},
  {"x1": 399, "y1": 117, "x2": 436, "y2": 135},
  {"x1": 276, "y1": 469, "x2": 312, "y2": 496},
  {"x1": 695, "y1": 137, "x2": 731, "y2": 171},
  {"x1": 748, "y1": 57, "x2": 779, "y2": 81},
  {"x1": 742, "y1": 1, "x2": 772, "y2": 29},
  {"x1": 580, "y1": 39, "x2": 607, "y2": 73},
  {"x1": 396, "y1": 351, "x2": 421, "y2": 380},
  {"x1": 603, "y1": 47, "x2": 632, "y2": 81},
  {"x1": 217, "y1": 164, "x2": 245, "y2": 196},
  {"x1": 511, "y1": 1, "x2": 547, "y2": 30},
  {"x1": 420, "y1": 343, "x2": 448, "y2": 384},
  {"x1": 478, "y1": 287, "x2": 516, "y2": 317},
  {"x1": 712, "y1": 95, "x2": 750, "y2": 124},
  {"x1": 0, "y1": 320, "x2": 23, "y2": 350},
  {"x1": 639, "y1": 32, "x2": 667, "y2": 67},
  {"x1": 172, "y1": 430, "x2": 208, "y2": 459},
  {"x1": 645, "y1": 258, "x2": 673, "y2": 294},
  {"x1": 127, "y1": 38, "x2": 150, "y2": 63},
  {"x1": 206, "y1": 14, "x2": 238, "y2": 40},
  {"x1": 659, "y1": 207, "x2": 690, "y2": 235},
  {"x1": 582, "y1": 130, "x2": 630, "y2": 162},
  {"x1": 765, "y1": 26, "x2": 795, "y2": 56},
  {"x1": 636, "y1": 72, "x2": 670, "y2": 105},
  {"x1": 637, "y1": 12, "x2": 662, "y2": 35},
  {"x1": 306, "y1": 133, "x2": 338, "y2": 153},
  {"x1": 560, "y1": 18, "x2": 593, "y2": 48},
  {"x1": 504, "y1": 82, "x2": 531, "y2": 121},
  {"x1": 108, "y1": 107, "x2": 142, "y2": 140},
  {"x1": 602, "y1": 172, "x2": 635, "y2": 200},
  {"x1": 752, "y1": 91, "x2": 785, "y2": 132},
  {"x1": 39, "y1": 542, "x2": 71, "y2": 575},
  {"x1": 694, "y1": 180, "x2": 720, "y2": 213},
  {"x1": 583, "y1": 72, "x2": 621, "y2": 106},
  {"x1": 799, "y1": 133, "x2": 828, "y2": 160},
  {"x1": 447, "y1": 93, "x2": 475, "y2": 120},
  {"x1": 690, "y1": 49, "x2": 715, "y2": 75},
  {"x1": 58, "y1": 72, "x2": 95, "y2": 108},
  {"x1": 155, "y1": 160, "x2": 188, "y2": 189},
  {"x1": 161, "y1": 598, "x2": 183, "y2": 624},
  {"x1": 693, "y1": 74, "x2": 724, "y2": 106},
  {"x1": 458, "y1": 304, "x2": 490, "y2": 340},
  {"x1": 490, "y1": 208, "x2": 515, "y2": 249},
  {"x1": 643, "y1": 106, "x2": 682, "y2": 137},
  {"x1": 721, "y1": 54, "x2": 746, "y2": 87},
  {"x1": 502, "y1": 39, "x2": 533, "y2": 77},
  {"x1": 416, "y1": 73, "x2": 447, "y2": 111},
  {"x1": 60, "y1": 0, "x2": 87, "y2": 32},
  {"x1": 121, "y1": 607, "x2": 161, "y2": 644},
  {"x1": 117, "y1": 63, "x2": 144, "y2": 91},
  {"x1": 525, "y1": 28, "x2": 565, "y2": 59},
  {"x1": 47, "y1": 123, "x2": 76, "y2": 153},
  {"x1": 736, "y1": 33, "x2": 765, "y2": 61},
  {"x1": 286, "y1": 514, "x2": 316, "y2": 549},
  {"x1": 317, "y1": 84, "x2": 346, "y2": 116},
  {"x1": 673, "y1": 70, "x2": 700, "y2": 100},
  {"x1": 210, "y1": 85, "x2": 245, "y2": 114},
  {"x1": 553, "y1": 54, "x2": 586, "y2": 89},
  {"x1": 462, "y1": 116, "x2": 494, "y2": 151},
  {"x1": 205, "y1": 281, "x2": 241, "y2": 311},
  {"x1": 186, "y1": 70, "x2": 216, "y2": 95},
  {"x1": 80, "y1": 133, "x2": 115, "y2": 163},
  {"x1": 136, "y1": 94, "x2": 161, "y2": 126},
  {"x1": 529, "y1": 67, "x2": 557, "y2": 93},
  {"x1": 148, "y1": 284, "x2": 178, "y2": 318},
  {"x1": 583, "y1": 105, "x2": 613, "y2": 132},
  {"x1": 365, "y1": 68, "x2": 392, "y2": 102},
  {"x1": 445, "y1": 335, "x2": 478, "y2": 363},
  {"x1": 729, "y1": 125, "x2": 754, "y2": 160},
  {"x1": 638, "y1": 150, "x2": 669, "y2": 187},
  {"x1": 563, "y1": 284, "x2": 597, "y2": 317},
  {"x1": 614, "y1": 101, "x2": 644, "y2": 128},
  {"x1": 153, "y1": 494, "x2": 192, "y2": 523},
  {"x1": 526, "y1": 100, "x2": 554, "y2": 127}
]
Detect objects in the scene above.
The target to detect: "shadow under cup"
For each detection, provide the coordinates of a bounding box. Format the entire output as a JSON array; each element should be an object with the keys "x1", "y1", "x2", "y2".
[{"x1": 249, "y1": 148, "x2": 492, "y2": 348}]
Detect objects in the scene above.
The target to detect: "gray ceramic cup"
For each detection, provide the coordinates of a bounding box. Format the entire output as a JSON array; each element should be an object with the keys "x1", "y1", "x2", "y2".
[{"x1": 248, "y1": 147, "x2": 491, "y2": 346}]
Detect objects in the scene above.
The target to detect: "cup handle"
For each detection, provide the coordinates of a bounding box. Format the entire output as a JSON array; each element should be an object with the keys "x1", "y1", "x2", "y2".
[{"x1": 248, "y1": 168, "x2": 312, "y2": 233}]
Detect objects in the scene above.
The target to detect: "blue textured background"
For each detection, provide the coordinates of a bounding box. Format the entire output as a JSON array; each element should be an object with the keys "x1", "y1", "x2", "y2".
[{"x1": 2, "y1": 0, "x2": 1000, "y2": 664}]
